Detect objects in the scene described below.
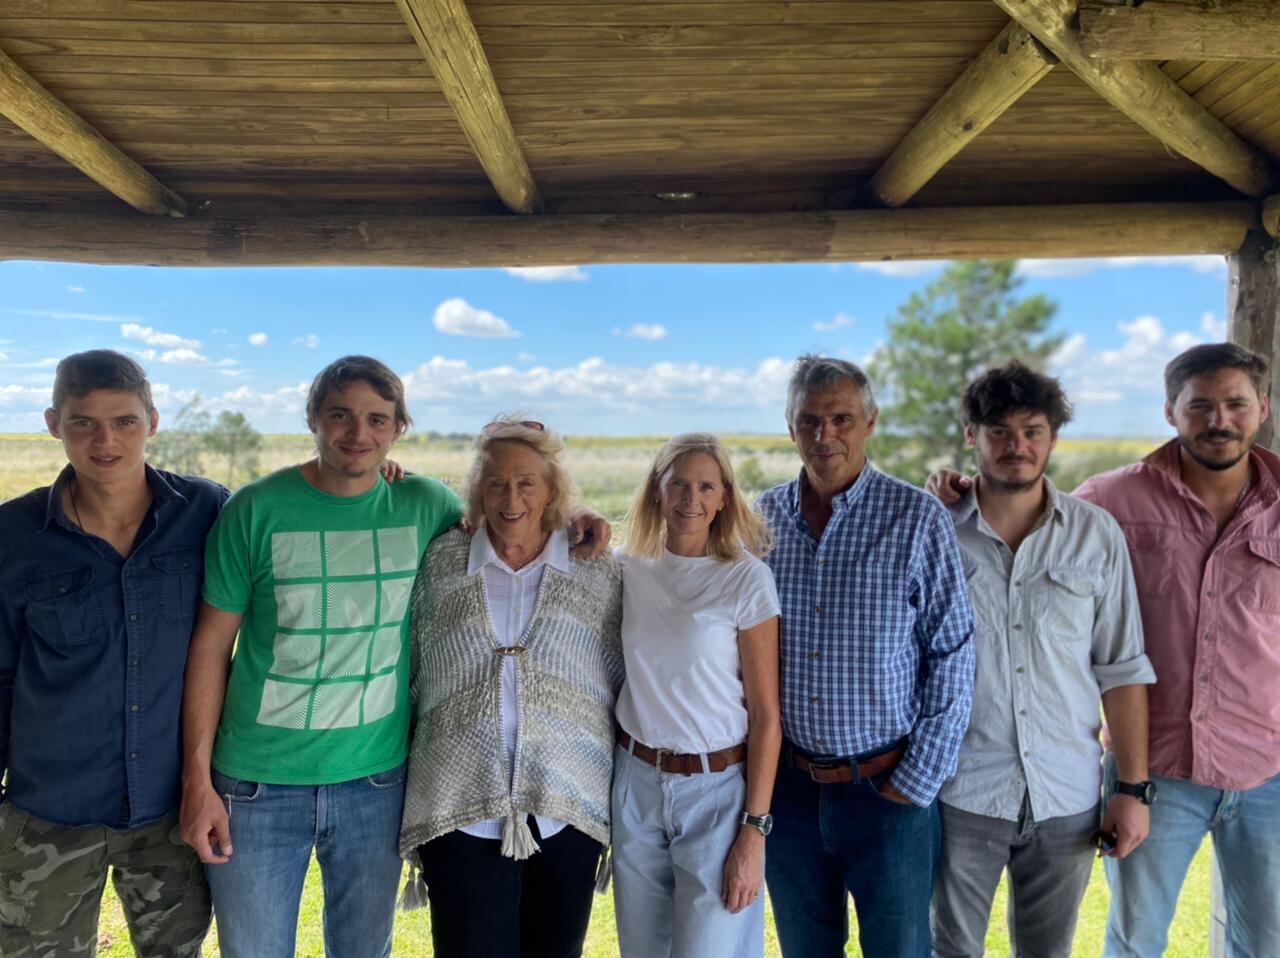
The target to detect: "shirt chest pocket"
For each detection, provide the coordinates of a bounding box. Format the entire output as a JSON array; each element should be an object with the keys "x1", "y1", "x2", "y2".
[
  {"x1": 1035, "y1": 567, "x2": 1101, "y2": 641},
  {"x1": 1121, "y1": 523, "x2": 1176, "y2": 598},
  {"x1": 24, "y1": 567, "x2": 107, "y2": 650},
  {"x1": 1238, "y1": 539, "x2": 1280, "y2": 615},
  {"x1": 152, "y1": 549, "x2": 203, "y2": 624}
]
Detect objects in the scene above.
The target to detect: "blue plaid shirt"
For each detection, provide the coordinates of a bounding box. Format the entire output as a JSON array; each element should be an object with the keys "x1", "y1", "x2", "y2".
[{"x1": 757, "y1": 465, "x2": 975, "y2": 805}]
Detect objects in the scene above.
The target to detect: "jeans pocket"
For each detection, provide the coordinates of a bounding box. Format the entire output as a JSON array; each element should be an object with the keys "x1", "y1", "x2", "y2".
[
  {"x1": 211, "y1": 770, "x2": 261, "y2": 802},
  {"x1": 366, "y1": 763, "x2": 406, "y2": 789}
]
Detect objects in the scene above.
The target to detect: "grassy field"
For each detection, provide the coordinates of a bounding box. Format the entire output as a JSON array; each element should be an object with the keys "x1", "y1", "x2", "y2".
[
  {"x1": 92, "y1": 842, "x2": 1214, "y2": 956},
  {"x1": 12, "y1": 431, "x2": 1207, "y2": 956}
]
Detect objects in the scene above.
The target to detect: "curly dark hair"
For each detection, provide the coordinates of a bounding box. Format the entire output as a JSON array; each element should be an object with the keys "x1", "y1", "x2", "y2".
[{"x1": 961, "y1": 361, "x2": 1073, "y2": 434}]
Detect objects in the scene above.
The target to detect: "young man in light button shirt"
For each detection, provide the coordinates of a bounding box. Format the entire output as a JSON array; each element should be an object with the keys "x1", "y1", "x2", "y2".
[{"x1": 927, "y1": 362, "x2": 1155, "y2": 958}]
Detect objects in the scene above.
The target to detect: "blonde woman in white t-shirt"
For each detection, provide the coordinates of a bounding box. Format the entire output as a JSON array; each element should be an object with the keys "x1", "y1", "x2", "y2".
[{"x1": 612, "y1": 434, "x2": 782, "y2": 958}]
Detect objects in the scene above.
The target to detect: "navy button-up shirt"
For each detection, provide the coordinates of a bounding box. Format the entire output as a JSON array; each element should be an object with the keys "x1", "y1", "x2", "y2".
[
  {"x1": 0, "y1": 464, "x2": 227, "y2": 828},
  {"x1": 757, "y1": 465, "x2": 975, "y2": 806}
]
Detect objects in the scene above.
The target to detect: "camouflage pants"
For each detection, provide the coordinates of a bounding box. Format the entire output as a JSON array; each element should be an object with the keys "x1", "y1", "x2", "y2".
[{"x1": 0, "y1": 805, "x2": 211, "y2": 958}]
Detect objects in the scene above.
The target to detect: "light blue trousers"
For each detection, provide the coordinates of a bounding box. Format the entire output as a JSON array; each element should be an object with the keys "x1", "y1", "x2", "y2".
[
  {"x1": 611, "y1": 745, "x2": 764, "y2": 958},
  {"x1": 1102, "y1": 754, "x2": 1280, "y2": 958}
]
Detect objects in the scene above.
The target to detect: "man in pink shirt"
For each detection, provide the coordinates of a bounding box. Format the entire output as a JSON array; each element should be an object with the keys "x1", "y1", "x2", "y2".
[{"x1": 1073, "y1": 343, "x2": 1279, "y2": 957}]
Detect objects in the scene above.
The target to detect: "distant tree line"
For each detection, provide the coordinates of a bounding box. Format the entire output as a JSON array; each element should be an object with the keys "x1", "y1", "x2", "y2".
[{"x1": 148, "y1": 395, "x2": 262, "y2": 488}]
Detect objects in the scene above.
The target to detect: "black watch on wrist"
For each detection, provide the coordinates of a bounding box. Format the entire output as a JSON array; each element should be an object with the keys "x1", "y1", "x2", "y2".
[
  {"x1": 739, "y1": 811, "x2": 773, "y2": 836},
  {"x1": 1115, "y1": 780, "x2": 1157, "y2": 805}
]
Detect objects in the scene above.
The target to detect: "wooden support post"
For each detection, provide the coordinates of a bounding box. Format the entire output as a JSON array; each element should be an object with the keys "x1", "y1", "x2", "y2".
[
  {"x1": 990, "y1": 0, "x2": 1276, "y2": 198},
  {"x1": 0, "y1": 202, "x2": 1256, "y2": 268},
  {"x1": 1263, "y1": 195, "x2": 1280, "y2": 240},
  {"x1": 393, "y1": 0, "x2": 542, "y2": 214},
  {"x1": 865, "y1": 22, "x2": 1055, "y2": 208},
  {"x1": 0, "y1": 46, "x2": 186, "y2": 217},
  {"x1": 1227, "y1": 229, "x2": 1280, "y2": 451},
  {"x1": 1080, "y1": 0, "x2": 1280, "y2": 60}
]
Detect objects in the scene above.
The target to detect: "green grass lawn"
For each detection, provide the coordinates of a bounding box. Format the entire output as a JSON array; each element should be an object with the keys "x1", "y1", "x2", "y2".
[{"x1": 96, "y1": 840, "x2": 1214, "y2": 956}]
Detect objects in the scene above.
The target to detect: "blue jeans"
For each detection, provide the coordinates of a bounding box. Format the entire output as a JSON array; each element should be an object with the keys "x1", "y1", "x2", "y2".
[
  {"x1": 1102, "y1": 755, "x2": 1280, "y2": 958},
  {"x1": 765, "y1": 748, "x2": 940, "y2": 958},
  {"x1": 204, "y1": 764, "x2": 406, "y2": 958},
  {"x1": 611, "y1": 745, "x2": 764, "y2": 958}
]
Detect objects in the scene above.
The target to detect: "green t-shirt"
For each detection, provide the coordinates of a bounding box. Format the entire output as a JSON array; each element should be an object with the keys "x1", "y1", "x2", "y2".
[{"x1": 203, "y1": 466, "x2": 462, "y2": 784}]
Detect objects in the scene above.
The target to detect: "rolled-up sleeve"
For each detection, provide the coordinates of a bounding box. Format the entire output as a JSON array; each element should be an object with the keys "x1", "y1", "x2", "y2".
[
  {"x1": 892, "y1": 506, "x2": 976, "y2": 806},
  {"x1": 1091, "y1": 514, "x2": 1156, "y2": 693}
]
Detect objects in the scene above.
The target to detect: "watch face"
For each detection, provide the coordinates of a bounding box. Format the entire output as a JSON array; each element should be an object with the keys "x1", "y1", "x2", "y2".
[
  {"x1": 1142, "y1": 781, "x2": 1158, "y2": 805},
  {"x1": 759, "y1": 814, "x2": 774, "y2": 836}
]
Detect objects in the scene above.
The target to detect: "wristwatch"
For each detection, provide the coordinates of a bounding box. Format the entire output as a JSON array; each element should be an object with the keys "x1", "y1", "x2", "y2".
[
  {"x1": 1115, "y1": 780, "x2": 1158, "y2": 805},
  {"x1": 739, "y1": 811, "x2": 773, "y2": 836}
]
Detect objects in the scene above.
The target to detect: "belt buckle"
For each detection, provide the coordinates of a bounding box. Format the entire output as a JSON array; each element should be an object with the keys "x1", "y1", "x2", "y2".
[
  {"x1": 805, "y1": 757, "x2": 839, "y2": 782},
  {"x1": 653, "y1": 747, "x2": 671, "y2": 770}
]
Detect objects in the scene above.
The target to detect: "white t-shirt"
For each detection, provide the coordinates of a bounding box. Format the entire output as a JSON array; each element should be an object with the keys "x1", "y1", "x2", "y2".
[{"x1": 615, "y1": 548, "x2": 780, "y2": 754}]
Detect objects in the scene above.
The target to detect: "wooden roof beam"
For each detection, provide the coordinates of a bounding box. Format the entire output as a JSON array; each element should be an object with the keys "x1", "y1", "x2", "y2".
[
  {"x1": 0, "y1": 46, "x2": 186, "y2": 217},
  {"x1": 1263, "y1": 195, "x2": 1280, "y2": 240},
  {"x1": 990, "y1": 0, "x2": 1276, "y2": 198},
  {"x1": 393, "y1": 0, "x2": 541, "y2": 214},
  {"x1": 0, "y1": 202, "x2": 1255, "y2": 267},
  {"x1": 865, "y1": 22, "x2": 1055, "y2": 208},
  {"x1": 1080, "y1": 1, "x2": 1280, "y2": 61}
]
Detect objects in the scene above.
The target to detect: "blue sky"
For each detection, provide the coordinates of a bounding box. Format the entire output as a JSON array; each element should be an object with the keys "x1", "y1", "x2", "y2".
[{"x1": 0, "y1": 255, "x2": 1227, "y2": 437}]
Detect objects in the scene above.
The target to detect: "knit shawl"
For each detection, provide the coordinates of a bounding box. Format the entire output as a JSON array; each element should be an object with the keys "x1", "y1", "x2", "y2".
[{"x1": 399, "y1": 529, "x2": 624, "y2": 864}]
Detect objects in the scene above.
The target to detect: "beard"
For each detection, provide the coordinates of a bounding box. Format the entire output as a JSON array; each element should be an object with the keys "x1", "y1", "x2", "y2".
[
  {"x1": 978, "y1": 457, "x2": 1046, "y2": 494},
  {"x1": 1177, "y1": 429, "x2": 1254, "y2": 472}
]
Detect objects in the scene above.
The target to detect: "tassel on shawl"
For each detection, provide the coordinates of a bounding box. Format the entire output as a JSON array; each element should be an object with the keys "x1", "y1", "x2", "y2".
[
  {"x1": 501, "y1": 813, "x2": 540, "y2": 860},
  {"x1": 398, "y1": 867, "x2": 428, "y2": 911}
]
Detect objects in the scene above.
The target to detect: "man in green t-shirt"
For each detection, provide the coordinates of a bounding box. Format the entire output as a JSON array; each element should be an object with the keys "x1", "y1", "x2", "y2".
[{"x1": 180, "y1": 356, "x2": 461, "y2": 958}]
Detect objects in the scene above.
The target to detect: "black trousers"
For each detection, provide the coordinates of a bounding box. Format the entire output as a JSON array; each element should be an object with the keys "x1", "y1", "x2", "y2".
[{"x1": 418, "y1": 819, "x2": 603, "y2": 958}]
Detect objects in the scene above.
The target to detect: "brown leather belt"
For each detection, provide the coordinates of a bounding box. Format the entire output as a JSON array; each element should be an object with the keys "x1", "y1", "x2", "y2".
[
  {"x1": 791, "y1": 744, "x2": 905, "y2": 784},
  {"x1": 617, "y1": 728, "x2": 747, "y2": 776}
]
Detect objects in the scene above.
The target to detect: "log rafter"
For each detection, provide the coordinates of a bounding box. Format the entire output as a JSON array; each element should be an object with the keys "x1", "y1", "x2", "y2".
[
  {"x1": 0, "y1": 46, "x2": 186, "y2": 217},
  {"x1": 393, "y1": 0, "x2": 542, "y2": 214},
  {"x1": 1079, "y1": 0, "x2": 1280, "y2": 61},
  {"x1": 0, "y1": 202, "x2": 1255, "y2": 268},
  {"x1": 865, "y1": 21, "x2": 1055, "y2": 208},
  {"x1": 990, "y1": 0, "x2": 1275, "y2": 198}
]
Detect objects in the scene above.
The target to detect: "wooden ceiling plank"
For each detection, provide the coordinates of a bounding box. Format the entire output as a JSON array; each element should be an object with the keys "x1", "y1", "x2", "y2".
[
  {"x1": 393, "y1": 0, "x2": 541, "y2": 213},
  {"x1": 1079, "y1": 0, "x2": 1280, "y2": 60},
  {"x1": 0, "y1": 45, "x2": 186, "y2": 216},
  {"x1": 991, "y1": 0, "x2": 1275, "y2": 197},
  {"x1": 866, "y1": 22, "x2": 1054, "y2": 207},
  {"x1": 0, "y1": 202, "x2": 1254, "y2": 267}
]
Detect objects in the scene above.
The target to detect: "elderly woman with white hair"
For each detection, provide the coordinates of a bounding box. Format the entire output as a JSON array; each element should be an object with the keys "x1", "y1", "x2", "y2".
[
  {"x1": 399, "y1": 416, "x2": 623, "y2": 958},
  {"x1": 612, "y1": 433, "x2": 782, "y2": 958}
]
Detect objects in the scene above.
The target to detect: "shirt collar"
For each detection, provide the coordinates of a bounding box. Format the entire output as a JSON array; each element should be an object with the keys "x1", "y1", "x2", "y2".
[
  {"x1": 40, "y1": 462, "x2": 187, "y2": 532},
  {"x1": 789, "y1": 460, "x2": 878, "y2": 516},
  {"x1": 950, "y1": 475, "x2": 1065, "y2": 530},
  {"x1": 467, "y1": 522, "x2": 571, "y2": 576},
  {"x1": 1143, "y1": 437, "x2": 1280, "y2": 507}
]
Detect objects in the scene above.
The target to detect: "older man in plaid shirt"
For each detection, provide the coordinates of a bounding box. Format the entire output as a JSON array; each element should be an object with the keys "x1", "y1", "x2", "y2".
[{"x1": 758, "y1": 355, "x2": 975, "y2": 958}]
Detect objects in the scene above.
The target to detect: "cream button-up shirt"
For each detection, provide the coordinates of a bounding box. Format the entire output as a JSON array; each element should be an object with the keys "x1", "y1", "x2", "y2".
[
  {"x1": 458, "y1": 524, "x2": 570, "y2": 842},
  {"x1": 940, "y1": 479, "x2": 1155, "y2": 822}
]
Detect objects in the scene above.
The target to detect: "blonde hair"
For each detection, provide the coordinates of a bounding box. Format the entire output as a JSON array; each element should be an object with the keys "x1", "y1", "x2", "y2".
[
  {"x1": 462, "y1": 416, "x2": 579, "y2": 533},
  {"x1": 624, "y1": 433, "x2": 773, "y2": 562}
]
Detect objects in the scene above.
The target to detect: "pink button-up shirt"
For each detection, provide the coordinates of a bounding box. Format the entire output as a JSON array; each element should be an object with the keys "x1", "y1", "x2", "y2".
[{"x1": 1075, "y1": 440, "x2": 1280, "y2": 791}]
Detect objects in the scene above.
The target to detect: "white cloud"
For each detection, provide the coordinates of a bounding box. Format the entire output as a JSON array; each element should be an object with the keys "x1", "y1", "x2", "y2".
[
  {"x1": 400, "y1": 355, "x2": 793, "y2": 414},
  {"x1": 814, "y1": 313, "x2": 855, "y2": 333},
  {"x1": 67, "y1": 285, "x2": 85, "y2": 294},
  {"x1": 1017, "y1": 255, "x2": 1227, "y2": 279},
  {"x1": 293, "y1": 334, "x2": 320, "y2": 349},
  {"x1": 211, "y1": 327, "x2": 228, "y2": 335},
  {"x1": 248, "y1": 332, "x2": 269, "y2": 347},
  {"x1": 504, "y1": 266, "x2": 588, "y2": 283},
  {"x1": 433, "y1": 298, "x2": 520, "y2": 339},
  {"x1": 6, "y1": 308, "x2": 141, "y2": 324},
  {"x1": 0, "y1": 384, "x2": 50, "y2": 407},
  {"x1": 131, "y1": 347, "x2": 238, "y2": 367},
  {"x1": 1200, "y1": 311, "x2": 1227, "y2": 339},
  {"x1": 0, "y1": 352, "x2": 7, "y2": 361},
  {"x1": 516, "y1": 352, "x2": 537, "y2": 364},
  {"x1": 614, "y1": 323, "x2": 668, "y2": 341},
  {"x1": 852, "y1": 261, "x2": 947, "y2": 278},
  {"x1": 121, "y1": 322, "x2": 201, "y2": 350}
]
